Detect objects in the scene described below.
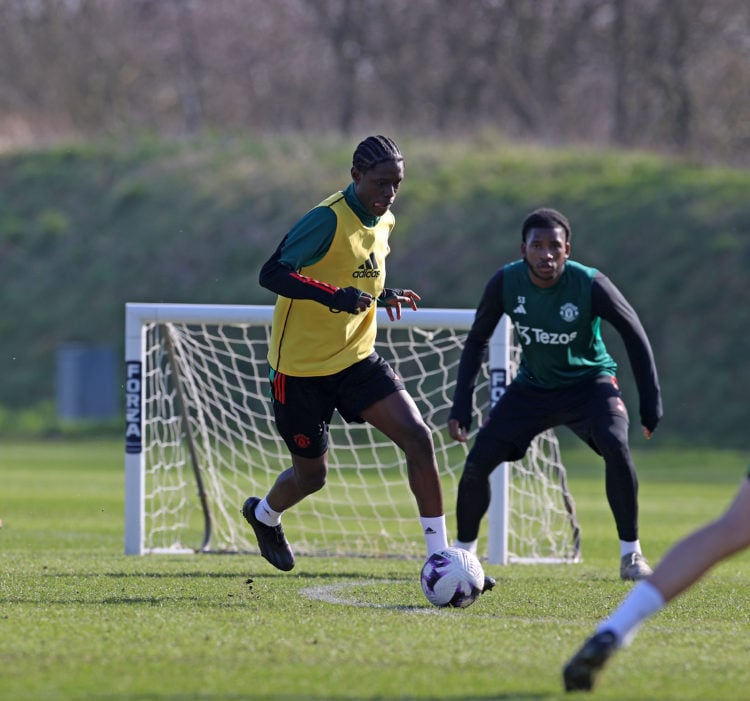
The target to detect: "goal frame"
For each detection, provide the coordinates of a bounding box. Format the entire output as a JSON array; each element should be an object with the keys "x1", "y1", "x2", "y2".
[{"x1": 124, "y1": 302, "x2": 577, "y2": 564}]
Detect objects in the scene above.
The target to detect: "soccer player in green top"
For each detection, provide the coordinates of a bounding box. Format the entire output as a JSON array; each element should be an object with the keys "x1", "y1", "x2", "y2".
[
  {"x1": 241, "y1": 135, "x2": 449, "y2": 571},
  {"x1": 448, "y1": 207, "x2": 662, "y2": 581}
]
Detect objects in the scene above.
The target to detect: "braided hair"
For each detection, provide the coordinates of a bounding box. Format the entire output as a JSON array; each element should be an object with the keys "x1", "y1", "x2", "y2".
[
  {"x1": 521, "y1": 208, "x2": 571, "y2": 242},
  {"x1": 352, "y1": 135, "x2": 404, "y2": 173}
]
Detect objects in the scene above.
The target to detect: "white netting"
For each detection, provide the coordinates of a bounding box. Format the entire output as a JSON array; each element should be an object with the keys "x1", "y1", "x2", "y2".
[{"x1": 136, "y1": 307, "x2": 580, "y2": 562}]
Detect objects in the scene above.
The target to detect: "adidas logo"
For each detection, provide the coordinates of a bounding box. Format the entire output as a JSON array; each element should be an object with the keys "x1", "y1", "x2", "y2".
[
  {"x1": 424, "y1": 527, "x2": 436, "y2": 535},
  {"x1": 513, "y1": 302, "x2": 526, "y2": 314},
  {"x1": 352, "y1": 252, "x2": 381, "y2": 278}
]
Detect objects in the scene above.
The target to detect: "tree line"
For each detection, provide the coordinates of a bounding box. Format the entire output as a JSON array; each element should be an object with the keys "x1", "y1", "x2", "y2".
[{"x1": 0, "y1": 0, "x2": 748, "y2": 166}]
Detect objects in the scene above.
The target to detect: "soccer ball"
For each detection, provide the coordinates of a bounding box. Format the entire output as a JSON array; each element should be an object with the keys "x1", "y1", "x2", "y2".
[{"x1": 420, "y1": 547, "x2": 485, "y2": 608}]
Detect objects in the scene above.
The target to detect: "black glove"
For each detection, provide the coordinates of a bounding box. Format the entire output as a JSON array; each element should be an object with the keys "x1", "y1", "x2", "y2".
[
  {"x1": 379, "y1": 288, "x2": 404, "y2": 305},
  {"x1": 329, "y1": 286, "x2": 367, "y2": 314}
]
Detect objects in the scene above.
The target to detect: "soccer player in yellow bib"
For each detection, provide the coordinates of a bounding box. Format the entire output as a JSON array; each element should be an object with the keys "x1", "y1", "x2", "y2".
[{"x1": 241, "y1": 135, "x2": 449, "y2": 571}]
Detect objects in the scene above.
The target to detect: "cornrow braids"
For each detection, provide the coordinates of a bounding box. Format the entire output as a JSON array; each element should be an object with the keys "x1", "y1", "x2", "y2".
[
  {"x1": 352, "y1": 135, "x2": 404, "y2": 173},
  {"x1": 521, "y1": 207, "x2": 572, "y2": 242}
]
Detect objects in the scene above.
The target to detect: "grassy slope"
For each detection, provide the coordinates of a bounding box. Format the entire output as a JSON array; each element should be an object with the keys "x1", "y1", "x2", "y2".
[
  {"x1": 1, "y1": 134, "x2": 749, "y2": 445},
  {"x1": 1, "y1": 440, "x2": 749, "y2": 700}
]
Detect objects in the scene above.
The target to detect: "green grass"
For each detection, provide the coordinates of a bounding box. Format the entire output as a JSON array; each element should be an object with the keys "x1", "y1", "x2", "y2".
[{"x1": 1, "y1": 440, "x2": 749, "y2": 700}]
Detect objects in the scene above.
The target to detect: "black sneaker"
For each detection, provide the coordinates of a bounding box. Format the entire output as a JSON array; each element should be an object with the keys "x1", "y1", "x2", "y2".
[
  {"x1": 482, "y1": 575, "x2": 496, "y2": 593},
  {"x1": 562, "y1": 631, "x2": 619, "y2": 692},
  {"x1": 241, "y1": 497, "x2": 295, "y2": 571}
]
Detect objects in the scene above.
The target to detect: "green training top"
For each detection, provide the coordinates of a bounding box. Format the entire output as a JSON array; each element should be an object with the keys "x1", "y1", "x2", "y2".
[{"x1": 502, "y1": 259, "x2": 617, "y2": 388}]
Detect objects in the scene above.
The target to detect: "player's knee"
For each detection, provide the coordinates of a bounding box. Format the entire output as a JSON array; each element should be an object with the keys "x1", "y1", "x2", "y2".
[
  {"x1": 298, "y1": 472, "x2": 326, "y2": 495},
  {"x1": 294, "y1": 463, "x2": 327, "y2": 495},
  {"x1": 592, "y1": 419, "x2": 630, "y2": 456},
  {"x1": 718, "y1": 493, "x2": 750, "y2": 550},
  {"x1": 598, "y1": 439, "x2": 631, "y2": 470},
  {"x1": 460, "y1": 458, "x2": 495, "y2": 485},
  {"x1": 400, "y1": 419, "x2": 435, "y2": 458},
  {"x1": 468, "y1": 440, "x2": 524, "y2": 473},
  {"x1": 457, "y1": 462, "x2": 492, "y2": 514},
  {"x1": 459, "y1": 462, "x2": 485, "y2": 489}
]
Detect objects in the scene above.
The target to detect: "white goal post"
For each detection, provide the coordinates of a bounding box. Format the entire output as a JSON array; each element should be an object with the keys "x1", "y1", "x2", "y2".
[{"x1": 124, "y1": 303, "x2": 581, "y2": 564}]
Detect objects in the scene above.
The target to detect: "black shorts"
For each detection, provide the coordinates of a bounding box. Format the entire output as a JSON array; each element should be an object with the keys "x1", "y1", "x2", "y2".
[
  {"x1": 469, "y1": 374, "x2": 630, "y2": 467},
  {"x1": 269, "y1": 352, "x2": 405, "y2": 458}
]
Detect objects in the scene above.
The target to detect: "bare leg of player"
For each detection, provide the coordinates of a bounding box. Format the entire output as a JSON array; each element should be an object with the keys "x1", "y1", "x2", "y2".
[
  {"x1": 564, "y1": 477, "x2": 750, "y2": 692},
  {"x1": 362, "y1": 389, "x2": 448, "y2": 554}
]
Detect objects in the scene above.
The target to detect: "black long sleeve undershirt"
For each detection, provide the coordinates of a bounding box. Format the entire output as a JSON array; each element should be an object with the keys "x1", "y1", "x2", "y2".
[
  {"x1": 591, "y1": 272, "x2": 662, "y2": 431},
  {"x1": 259, "y1": 240, "x2": 401, "y2": 310},
  {"x1": 259, "y1": 252, "x2": 340, "y2": 306}
]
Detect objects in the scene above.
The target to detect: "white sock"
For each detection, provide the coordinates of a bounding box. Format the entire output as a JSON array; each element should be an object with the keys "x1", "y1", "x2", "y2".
[
  {"x1": 597, "y1": 580, "x2": 666, "y2": 646},
  {"x1": 454, "y1": 539, "x2": 478, "y2": 555},
  {"x1": 620, "y1": 539, "x2": 643, "y2": 557},
  {"x1": 421, "y1": 515, "x2": 449, "y2": 555},
  {"x1": 255, "y1": 497, "x2": 282, "y2": 527}
]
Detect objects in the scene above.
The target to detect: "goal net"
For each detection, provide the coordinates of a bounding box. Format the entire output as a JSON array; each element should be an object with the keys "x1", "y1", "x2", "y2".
[{"x1": 124, "y1": 303, "x2": 581, "y2": 564}]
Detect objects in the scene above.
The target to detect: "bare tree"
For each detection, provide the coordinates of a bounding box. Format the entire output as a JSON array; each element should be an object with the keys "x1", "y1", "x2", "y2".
[
  {"x1": 0, "y1": 0, "x2": 748, "y2": 164},
  {"x1": 173, "y1": 0, "x2": 205, "y2": 133},
  {"x1": 611, "y1": 0, "x2": 630, "y2": 145}
]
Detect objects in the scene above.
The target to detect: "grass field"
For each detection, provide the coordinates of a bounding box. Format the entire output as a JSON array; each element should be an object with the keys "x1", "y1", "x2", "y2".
[{"x1": 1, "y1": 439, "x2": 749, "y2": 700}]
